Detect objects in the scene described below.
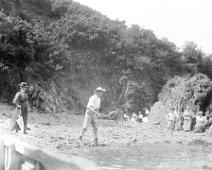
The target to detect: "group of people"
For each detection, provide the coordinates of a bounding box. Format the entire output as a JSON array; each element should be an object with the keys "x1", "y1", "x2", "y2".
[
  {"x1": 124, "y1": 108, "x2": 149, "y2": 122},
  {"x1": 9, "y1": 81, "x2": 212, "y2": 146},
  {"x1": 166, "y1": 105, "x2": 211, "y2": 135},
  {"x1": 9, "y1": 82, "x2": 107, "y2": 146}
]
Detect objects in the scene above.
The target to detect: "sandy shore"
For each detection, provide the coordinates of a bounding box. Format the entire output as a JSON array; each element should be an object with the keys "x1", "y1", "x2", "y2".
[{"x1": 0, "y1": 103, "x2": 212, "y2": 154}]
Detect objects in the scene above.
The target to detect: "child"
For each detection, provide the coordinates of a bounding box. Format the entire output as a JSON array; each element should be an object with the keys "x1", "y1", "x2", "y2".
[
  {"x1": 131, "y1": 112, "x2": 138, "y2": 122},
  {"x1": 124, "y1": 113, "x2": 130, "y2": 121},
  {"x1": 166, "y1": 108, "x2": 176, "y2": 136},
  {"x1": 194, "y1": 111, "x2": 207, "y2": 133},
  {"x1": 137, "y1": 111, "x2": 143, "y2": 122},
  {"x1": 79, "y1": 87, "x2": 106, "y2": 145}
]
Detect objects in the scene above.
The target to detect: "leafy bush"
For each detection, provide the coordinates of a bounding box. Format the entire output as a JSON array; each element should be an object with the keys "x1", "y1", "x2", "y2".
[{"x1": 1, "y1": 0, "x2": 212, "y2": 113}]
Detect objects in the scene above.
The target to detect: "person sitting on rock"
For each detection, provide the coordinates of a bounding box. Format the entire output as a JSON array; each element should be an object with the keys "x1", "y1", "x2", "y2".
[
  {"x1": 124, "y1": 113, "x2": 130, "y2": 121},
  {"x1": 165, "y1": 108, "x2": 177, "y2": 135},
  {"x1": 194, "y1": 111, "x2": 207, "y2": 133},
  {"x1": 183, "y1": 105, "x2": 193, "y2": 132}
]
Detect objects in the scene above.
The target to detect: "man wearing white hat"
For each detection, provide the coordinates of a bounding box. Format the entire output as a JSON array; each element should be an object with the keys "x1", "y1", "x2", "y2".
[{"x1": 79, "y1": 87, "x2": 106, "y2": 145}]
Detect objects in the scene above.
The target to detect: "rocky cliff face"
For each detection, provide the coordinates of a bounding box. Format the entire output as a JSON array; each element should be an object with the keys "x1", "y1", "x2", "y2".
[{"x1": 149, "y1": 74, "x2": 212, "y2": 127}]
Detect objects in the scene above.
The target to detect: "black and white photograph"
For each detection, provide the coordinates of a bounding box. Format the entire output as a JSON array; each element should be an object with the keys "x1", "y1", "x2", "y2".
[{"x1": 0, "y1": 0, "x2": 212, "y2": 169}]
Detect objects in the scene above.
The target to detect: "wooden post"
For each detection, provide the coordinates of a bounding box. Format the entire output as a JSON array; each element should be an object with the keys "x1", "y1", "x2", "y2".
[
  {"x1": 5, "y1": 144, "x2": 21, "y2": 170},
  {"x1": 1, "y1": 135, "x2": 99, "y2": 170},
  {"x1": 0, "y1": 138, "x2": 5, "y2": 170}
]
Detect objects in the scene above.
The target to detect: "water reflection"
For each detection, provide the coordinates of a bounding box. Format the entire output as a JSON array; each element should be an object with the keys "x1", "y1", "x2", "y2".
[{"x1": 77, "y1": 143, "x2": 212, "y2": 170}]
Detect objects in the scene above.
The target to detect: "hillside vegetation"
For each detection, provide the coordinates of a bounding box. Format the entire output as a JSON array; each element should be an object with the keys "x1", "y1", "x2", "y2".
[{"x1": 0, "y1": 0, "x2": 212, "y2": 115}]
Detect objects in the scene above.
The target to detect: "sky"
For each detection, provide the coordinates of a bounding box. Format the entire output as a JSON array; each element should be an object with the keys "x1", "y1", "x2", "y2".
[{"x1": 75, "y1": 0, "x2": 212, "y2": 54}]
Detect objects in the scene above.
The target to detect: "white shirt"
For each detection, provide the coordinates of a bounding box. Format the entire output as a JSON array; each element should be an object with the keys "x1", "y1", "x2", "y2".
[
  {"x1": 87, "y1": 94, "x2": 101, "y2": 110},
  {"x1": 196, "y1": 116, "x2": 207, "y2": 124}
]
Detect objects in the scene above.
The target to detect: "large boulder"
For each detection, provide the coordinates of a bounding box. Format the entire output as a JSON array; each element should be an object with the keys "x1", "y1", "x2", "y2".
[
  {"x1": 149, "y1": 74, "x2": 212, "y2": 128},
  {"x1": 27, "y1": 81, "x2": 61, "y2": 113},
  {"x1": 118, "y1": 76, "x2": 152, "y2": 115}
]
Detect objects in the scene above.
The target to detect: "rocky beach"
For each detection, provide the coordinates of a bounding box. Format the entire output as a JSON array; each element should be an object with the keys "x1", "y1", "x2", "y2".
[{"x1": 1, "y1": 103, "x2": 212, "y2": 154}]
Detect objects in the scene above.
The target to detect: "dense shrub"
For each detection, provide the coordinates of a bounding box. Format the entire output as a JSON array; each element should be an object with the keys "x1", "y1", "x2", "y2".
[{"x1": 0, "y1": 0, "x2": 212, "y2": 113}]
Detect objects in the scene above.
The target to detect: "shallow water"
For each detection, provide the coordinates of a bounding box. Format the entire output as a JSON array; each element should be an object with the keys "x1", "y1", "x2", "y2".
[{"x1": 76, "y1": 143, "x2": 212, "y2": 170}]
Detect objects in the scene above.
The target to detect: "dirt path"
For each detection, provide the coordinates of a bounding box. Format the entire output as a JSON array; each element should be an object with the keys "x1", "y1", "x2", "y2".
[{"x1": 0, "y1": 103, "x2": 212, "y2": 154}]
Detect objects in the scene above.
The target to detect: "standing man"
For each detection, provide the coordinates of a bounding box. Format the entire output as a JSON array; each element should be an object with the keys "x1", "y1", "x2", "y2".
[
  {"x1": 79, "y1": 87, "x2": 106, "y2": 145},
  {"x1": 10, "y1": 82, "x2": 29, "y2": 134}
]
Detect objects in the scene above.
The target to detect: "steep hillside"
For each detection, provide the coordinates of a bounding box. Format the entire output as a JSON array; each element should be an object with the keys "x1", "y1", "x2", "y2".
[{"x1": 0, "y1": 0, "x2": 211, "y2": 116}]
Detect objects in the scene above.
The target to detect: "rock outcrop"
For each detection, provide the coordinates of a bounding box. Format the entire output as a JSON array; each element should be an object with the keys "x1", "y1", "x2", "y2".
[
  {"x1": 149, "y1": 74, "x2": 212, "y2": 128},
  {"x1": 118, "y1": 75, "x2": 152, "y2": 116}
]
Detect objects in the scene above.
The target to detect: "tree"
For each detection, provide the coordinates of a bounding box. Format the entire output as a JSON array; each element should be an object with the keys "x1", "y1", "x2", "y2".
[
  {"x1": 199, "y1": 54, "x2": 212, "y2": 80},
  {"x1": 0, "y1": 12, "x2": 34, "y2": 80},
  {"x1": 182, "y1": 41, "x2": 203, "y2": 65}
]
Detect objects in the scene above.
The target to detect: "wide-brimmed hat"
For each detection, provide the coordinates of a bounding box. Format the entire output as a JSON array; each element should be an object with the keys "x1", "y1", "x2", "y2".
[
  {"x1": 95, "y1": 87, "x2": 106, "y2": 92},
  {"x1": 19, "y1": 82, "x2": 28, "y2": 88}
]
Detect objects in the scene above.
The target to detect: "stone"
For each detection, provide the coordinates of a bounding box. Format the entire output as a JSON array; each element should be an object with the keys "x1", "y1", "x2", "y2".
[
  {"x1": 153, "y1": 121, "x2": 160, "y2": 125},
  {"x1": 132, "y1": 138, "x2": 137, "y2": 142}
]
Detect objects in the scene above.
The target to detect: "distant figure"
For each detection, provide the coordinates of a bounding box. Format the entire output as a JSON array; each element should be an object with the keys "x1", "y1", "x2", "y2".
[
  {"x1": 194, "y1": 111, "x2": 207, "y2": 133},
  {"x1": 137, "y1": 111, "x2": 143, "y2": 122},
  {"x1": 124, "y1": 113, "x2": 130, "y2": 121},
  {"x1": 131, "y1": 113, "x2": 138, "y2": 122},
  {"x1": 28, "y1": 83, "x2": 41, "y2": 111},
  {"x1": 144, "y1": 108, "x2": 150, "y2": 117},
  {"x1": 174, "y1": 110, "x2": 183, "y2": 131},
  {"x1": 166, "y1": 108, "x2": 177, "y2": 136},
  {"x1": 10, "y1": 82, "x2": 29, "y2": 134},
  {"x1": 79, "y1": 87, "x2": 106, "y2": 146},
  {"x1": 183, "y1": 106, "x2": 193, "y2": 132}
]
